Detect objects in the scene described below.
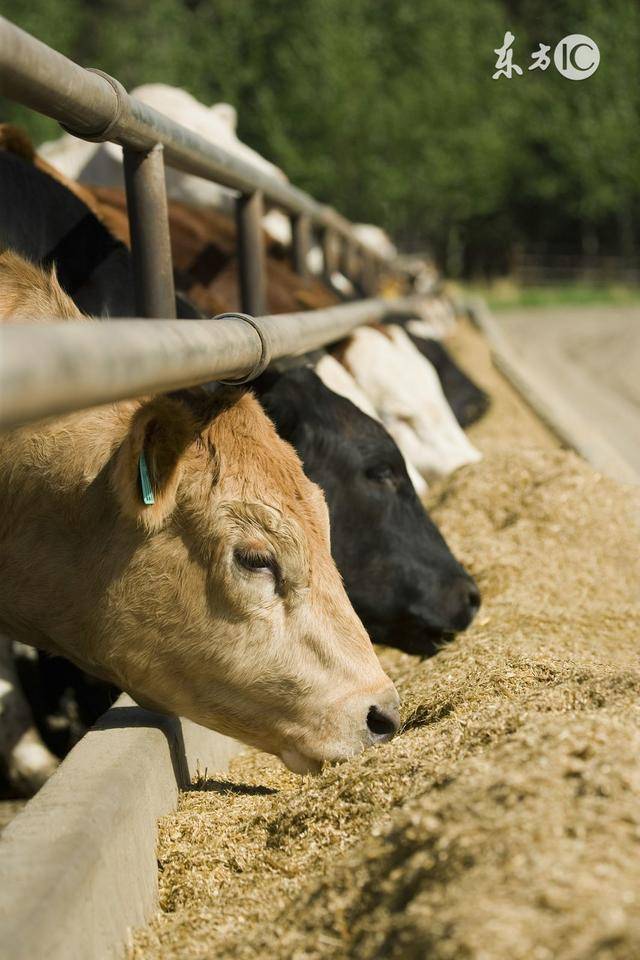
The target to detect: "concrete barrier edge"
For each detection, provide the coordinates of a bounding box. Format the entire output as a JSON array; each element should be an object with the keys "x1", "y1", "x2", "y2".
[
  {"x1": 468, "y1": 298, "x2": 638, "y2": 486},
  {"x1": 0, "y1": 694, "x2": 243, "y2": 960}
]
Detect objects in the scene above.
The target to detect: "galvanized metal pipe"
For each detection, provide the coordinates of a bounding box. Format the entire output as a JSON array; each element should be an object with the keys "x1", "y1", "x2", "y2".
[
  {"x1": 360, "y1": 252, "x2": 379, "y2": 298},
  {"x1": 0, "y1": 298, "x2": 426, "y2": 431},
  {"x1": 363, "y1": 258, "x2": 380, "y2": 297},
  {"x1": 0, "y1": 17, "x2": 116, "y2": 134},
  {"x1": 320, "y1": 228, "x2": 338, "y2": 281},
  {"x1": 236, "y1": 191, "x2": 267, "y2": 316},
  {"x1": 340, "y1": 238, "x2": 357, "y2": 284},
  {"x1": 350, "y1": 249, "x2": 364, "y2": 294},
  {"x1": 0, "y1": 16, "x2": 389, "y2": 267},
  {"x1": 291, "y1": 214, "x2": 311, "y2": 279},
  {"x1": 123, "y1": 144, "x2": 176, "y2": 319}
]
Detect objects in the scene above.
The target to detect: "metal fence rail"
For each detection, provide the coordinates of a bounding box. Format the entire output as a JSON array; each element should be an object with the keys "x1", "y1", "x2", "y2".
[
  {"x1": 0, "y1": 298, "x2": 425, "y2": 431},
  {"x1": 0, "y1": 15, "x2": 399, "y2": 319},
  {"x1": 0, "y1": 16, "x2": 417, "y2": 431}
]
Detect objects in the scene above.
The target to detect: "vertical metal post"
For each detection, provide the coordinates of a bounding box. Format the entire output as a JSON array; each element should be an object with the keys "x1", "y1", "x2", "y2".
[
  {"x1": 123, "y1": 144, "x2": 176, "y2": 319},
  {"x1": 321, "y1": 227, "x2": 338, "y2": 282},
  {"x1": 341, "y1": 239, "x2": 356, "y2": 285},
  {"x1": 291, "y1": 214, "x2": 311, "y2": 279},
  {"x1": 372, "y1": 259, "x2": 382, "y2": 295},
  {"x1": 361, "y1": 256, "x2": 378, "y2": 297},
  {"x1": 236, "y1": 190, "x2": 267, "y2": 316},
  {"x1": 353, "y1": 250, "x2": 368, "y2": 297}
]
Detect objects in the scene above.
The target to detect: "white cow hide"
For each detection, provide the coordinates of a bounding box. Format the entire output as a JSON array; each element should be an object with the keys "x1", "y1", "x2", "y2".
[
  {"x1": 314, "y1": 354, "x2": 428, "y2": 496},
  {"x1": 338, "y1": 325, "x2": 481, "y2": 480},
  {"x1": 40, "y1": 84, "x2": 288, "y2": 228}
]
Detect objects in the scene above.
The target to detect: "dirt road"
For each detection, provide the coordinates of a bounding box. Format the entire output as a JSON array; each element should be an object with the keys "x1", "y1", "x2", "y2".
[{"x1": 491, "y1": 305, "x2": 640, "y2": 481}]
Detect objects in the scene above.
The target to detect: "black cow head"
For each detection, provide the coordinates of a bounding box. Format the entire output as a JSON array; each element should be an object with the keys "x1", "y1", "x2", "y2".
[
  {"x1": 255, "y1": 366, "x2": 480, "y2": 656},
  {"x1": 409, "y1": 334, "x2": 489, "y2": 427}
]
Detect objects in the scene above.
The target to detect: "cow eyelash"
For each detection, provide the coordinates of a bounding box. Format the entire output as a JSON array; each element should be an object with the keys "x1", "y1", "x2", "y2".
[
  {"x1": 366, "y1": 464, "x2": 396, "y2": 483},
  {"x1": 235, "y1": 548, "x2": 279, "y2": 577}
]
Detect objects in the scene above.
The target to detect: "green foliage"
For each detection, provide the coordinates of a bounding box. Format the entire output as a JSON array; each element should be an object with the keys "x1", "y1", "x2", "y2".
[{"x1": 1, "y1": 0, "x2": 638, "y2": 274}]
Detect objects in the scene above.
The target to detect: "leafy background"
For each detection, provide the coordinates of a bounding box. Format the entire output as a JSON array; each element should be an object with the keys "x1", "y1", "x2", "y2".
[{"x1": 1, "y1": 0, "x2": 639, "y2": 276}]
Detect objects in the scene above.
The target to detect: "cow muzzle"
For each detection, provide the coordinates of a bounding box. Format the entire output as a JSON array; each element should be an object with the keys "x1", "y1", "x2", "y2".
[{"x1": 279, "y1": 682, "x2": 401, "y2": 774}]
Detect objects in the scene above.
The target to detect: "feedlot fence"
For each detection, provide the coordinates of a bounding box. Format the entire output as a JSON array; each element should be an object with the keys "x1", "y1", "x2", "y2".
[{"x1": 0, "y1": 15, "x2": 419, "y2": 429}]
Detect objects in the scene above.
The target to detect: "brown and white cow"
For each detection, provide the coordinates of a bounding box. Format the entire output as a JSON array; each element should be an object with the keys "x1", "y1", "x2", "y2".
[{"x1": 0, "y1": 251, "x2": 399, "y2": 774}]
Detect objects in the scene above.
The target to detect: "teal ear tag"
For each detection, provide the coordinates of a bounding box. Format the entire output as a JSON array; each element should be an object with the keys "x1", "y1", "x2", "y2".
[{"x1": 138, "y1": 452, "x2": 155, "y2": 506}]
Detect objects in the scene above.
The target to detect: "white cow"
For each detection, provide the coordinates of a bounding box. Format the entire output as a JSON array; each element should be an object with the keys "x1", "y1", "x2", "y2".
[
  {"x1": 305, "y1": 245, "x2": 349, "y2": 285},
  {"x1": 337, "y1": 325, "x2": 481, "y2": 480},
  {"x1": 40, "y1": 84, "x2": 289, "y2": 226},
  {"x1": 399, "y1": 298, "x2": 458, "y2": 341},
  {"x1": 352, "y1": 224, "x2": 397, "y2": 261},
  {"x1": 394, "y1": 256, "x2": 440, "y2": 297},
  {"x1": 314, "y1": 354, "x2": 428, "y2": 496},
  {"x1": 403, "y1": 317, "x2": 440, "y2": 341}
]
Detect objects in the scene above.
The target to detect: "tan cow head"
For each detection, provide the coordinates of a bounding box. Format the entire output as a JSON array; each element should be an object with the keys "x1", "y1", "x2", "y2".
[{"x1": 0, "y1": 252, "x2": 399, "y2": 773}]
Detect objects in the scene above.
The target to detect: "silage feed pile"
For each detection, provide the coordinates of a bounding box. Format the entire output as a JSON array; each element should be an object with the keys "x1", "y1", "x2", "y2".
[{"x1": 133, "y1": 326, "x2": 640, "y2": 960}]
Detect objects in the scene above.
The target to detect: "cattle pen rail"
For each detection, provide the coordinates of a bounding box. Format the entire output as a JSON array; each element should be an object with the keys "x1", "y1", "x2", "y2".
[
  {"x1": 0, "y1": 15, "x2": 406, "y2": 320},
  {"x1": 0, "y1": 297, "x2": 426, "y2": 431},
  {"x1": 0, "y1": 14, "x2": 420, "y2": 426}
]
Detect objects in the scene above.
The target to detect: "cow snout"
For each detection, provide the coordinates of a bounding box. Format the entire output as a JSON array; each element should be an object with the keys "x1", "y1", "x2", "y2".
[
  {"x1": 366, "y1": 700, "x2": 401, "y2": 744},
  {"x1": 446, "y1": 575, "x2": 481, "y2": 631}
]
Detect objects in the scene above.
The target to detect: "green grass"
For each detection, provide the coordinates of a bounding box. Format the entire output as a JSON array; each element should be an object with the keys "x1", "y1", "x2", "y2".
[{"x1": 462, "y1": 280, "x2": 640, "y2": 311}]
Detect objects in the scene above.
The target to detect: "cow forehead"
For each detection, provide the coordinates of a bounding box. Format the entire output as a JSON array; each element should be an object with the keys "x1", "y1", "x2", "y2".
[
  {"x1": 315, "y1": 354, "x2": 380, "y2": 421},
  {"x1": 350, "y1": 329, "x2": 442, "y2": 405},
  {"x1": 204, "y1": 392, "x2": 330, "y2": 544}
]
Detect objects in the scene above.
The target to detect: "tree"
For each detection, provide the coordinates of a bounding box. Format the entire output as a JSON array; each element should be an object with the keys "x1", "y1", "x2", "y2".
[{"x1": 1, "y1": 0, "x2": 638, "y2": 273}]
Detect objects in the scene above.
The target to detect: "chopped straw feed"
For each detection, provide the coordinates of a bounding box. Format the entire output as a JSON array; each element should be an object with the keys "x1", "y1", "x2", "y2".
[{"x1": 132, "y1": 322, "x2": 640, "y2": 960}]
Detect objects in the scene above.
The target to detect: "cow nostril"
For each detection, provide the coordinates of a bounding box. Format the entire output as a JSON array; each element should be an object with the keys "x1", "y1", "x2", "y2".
[
  {"x1": 467, "y1": 581, "x2": 481, "y2": 616},
  {"x1": 445, "y1": 576, "x2": 482, "y2": 632},
  {"x1": 367, "y1": 705, "x2": 400, "y2": 742}
]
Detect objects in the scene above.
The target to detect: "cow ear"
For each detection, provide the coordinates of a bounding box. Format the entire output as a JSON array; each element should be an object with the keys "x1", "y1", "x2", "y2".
[
  {"x1": 111, "y1": 397, "x2": 197, "y2": 532},
  {"x1": 253, "y1": 374, "x2": 301, "y2": 442}
]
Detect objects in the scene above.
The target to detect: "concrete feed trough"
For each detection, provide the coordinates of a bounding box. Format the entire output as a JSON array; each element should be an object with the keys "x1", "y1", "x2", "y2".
[{"x1": 0, "y1": 696, "x2": 242, "y2": 960}]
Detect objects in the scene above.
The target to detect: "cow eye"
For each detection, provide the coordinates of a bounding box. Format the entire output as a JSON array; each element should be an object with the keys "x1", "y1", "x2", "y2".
[
  {"x1": 234, "y1": 548, "x2": 278, "y2": 577},
  {"x1": 365, "y1": 464, "x2": 397, "y2": 486}
]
